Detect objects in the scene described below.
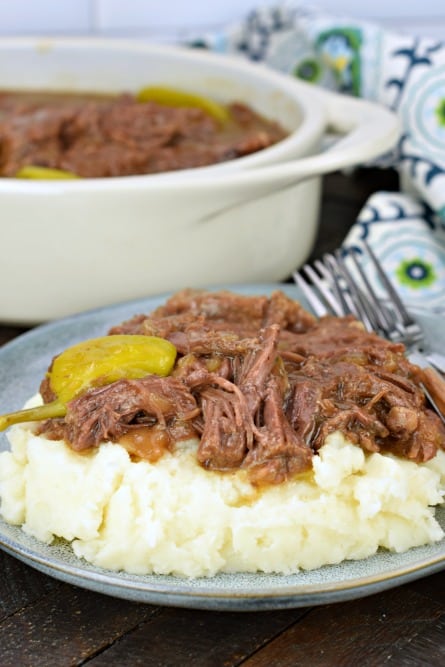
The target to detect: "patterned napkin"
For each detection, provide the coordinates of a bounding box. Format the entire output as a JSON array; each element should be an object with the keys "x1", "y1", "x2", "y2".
[{"x1": 190, "y1": 4, "x2": 445, "y2": 314}]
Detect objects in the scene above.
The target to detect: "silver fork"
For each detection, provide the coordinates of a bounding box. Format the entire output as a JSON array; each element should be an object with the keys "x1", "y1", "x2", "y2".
[
  {"x1": 293, "y1": 243, "x2": 445, "y2": 423},
  {"x1": 330, "y1": 241, "x2": 444, "y2": 367}
]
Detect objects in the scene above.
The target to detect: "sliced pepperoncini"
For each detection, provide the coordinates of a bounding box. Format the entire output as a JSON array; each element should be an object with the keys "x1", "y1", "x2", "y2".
[
  {"x1": 136, "y1": 86, "x2": 230, "y2": 124},
  {"x1": 15, "y1": 166, "x2": 79, "y2": 180},
  {"x1": 0, "y1": 335, "x2": 177, "y2": 431}
]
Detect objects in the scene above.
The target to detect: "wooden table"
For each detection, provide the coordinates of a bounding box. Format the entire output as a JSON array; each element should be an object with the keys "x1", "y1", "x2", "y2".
[{"x1": 0, "y1": 170, "x2": 444, "y2": 667}]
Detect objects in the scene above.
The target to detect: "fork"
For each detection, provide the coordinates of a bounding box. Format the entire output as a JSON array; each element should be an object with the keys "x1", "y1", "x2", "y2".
[{"x1": 293, "y1": 242, "x2": 445, "y2": 423}]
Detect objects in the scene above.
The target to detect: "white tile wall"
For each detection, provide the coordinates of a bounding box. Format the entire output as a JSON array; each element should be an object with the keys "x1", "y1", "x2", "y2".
[
  {"x1": 309, "y1": 0, "x2": 445, "y2": 20},
  {"x1": 95, "y1": 0, "x2": 258, "y2": 31},
  {"x1": 0, "y1": 0, "x2": 91, "y2": 35},
  {"x1": 0, "y1": 0, "x2": 443, "y2": 40},
  {"x1": 93, "y1": 1, "x2": 270, "y2": 42}
]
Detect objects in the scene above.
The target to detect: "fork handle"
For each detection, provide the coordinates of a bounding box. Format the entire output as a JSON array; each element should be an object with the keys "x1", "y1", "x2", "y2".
[
  {"x1": 408, "y1": 350, "x2": 445, "y2": 376},
  {"x1": 424, "y1": 352, "x2": 445, "y2": 374},
  {"x1": 408, "y1": 351, "x2": 445, "y2": 424}
]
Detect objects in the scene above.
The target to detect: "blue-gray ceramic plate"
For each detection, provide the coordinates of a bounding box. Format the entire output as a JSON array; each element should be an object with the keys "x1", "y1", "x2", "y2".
[{"x1": 0, "y1": 284, "x2": 443, "y2": 611}]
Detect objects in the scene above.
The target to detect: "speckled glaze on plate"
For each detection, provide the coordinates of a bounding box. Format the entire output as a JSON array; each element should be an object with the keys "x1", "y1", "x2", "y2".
[{"x1": 0, "y1": 284, "x2": 443, "y2": 611}]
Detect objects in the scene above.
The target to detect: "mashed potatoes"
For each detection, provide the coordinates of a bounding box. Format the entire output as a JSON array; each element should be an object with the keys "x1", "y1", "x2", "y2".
[{"x1": 0, "y1": 411, "x2": 444, "y2": 578}]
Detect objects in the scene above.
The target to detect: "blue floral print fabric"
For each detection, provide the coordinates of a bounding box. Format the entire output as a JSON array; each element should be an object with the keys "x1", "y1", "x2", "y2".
[
  {"x1": 191, "y1": 4, "x2": 445, "y2": 312},
  {"x1": 344, "y1": 193, "x2": 445, "y2": 313}
]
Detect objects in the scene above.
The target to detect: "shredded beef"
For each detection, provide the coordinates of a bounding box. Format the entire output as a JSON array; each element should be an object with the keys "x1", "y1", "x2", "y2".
[
  {"x1": 38, "y1": 289, "x2": 445, "y2": 485},
  {"x1": 62, "y1": 375, "x2": 199, "y2": 450},
  {"x1": 0, "y1": 91, "x2": 287, "y2": 177}
]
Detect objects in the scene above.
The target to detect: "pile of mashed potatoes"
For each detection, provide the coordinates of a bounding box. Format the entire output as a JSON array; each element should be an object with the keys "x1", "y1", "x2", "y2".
[{"x1": 0, "y1": 406, "x2": 444, "y2": 578}]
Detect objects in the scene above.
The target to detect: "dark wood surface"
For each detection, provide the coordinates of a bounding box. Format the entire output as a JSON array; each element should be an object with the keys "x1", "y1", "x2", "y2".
[{"x1": 0, "y1": 170, "x2": 444, "y2": 667}]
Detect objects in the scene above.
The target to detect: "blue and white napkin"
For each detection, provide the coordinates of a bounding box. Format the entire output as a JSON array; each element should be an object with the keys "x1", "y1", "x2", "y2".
[{"x1": 190, "y1": 3, "x2": 445, "y2": 314}]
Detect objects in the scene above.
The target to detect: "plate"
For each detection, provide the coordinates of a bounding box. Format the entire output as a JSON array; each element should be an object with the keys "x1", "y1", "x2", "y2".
[{"x1": 0, "y1": 283, "x2": 443, "y2": 611}]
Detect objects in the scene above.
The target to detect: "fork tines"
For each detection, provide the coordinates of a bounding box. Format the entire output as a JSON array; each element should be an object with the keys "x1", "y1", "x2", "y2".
[
  {"x1": 296, "y1": 244, "x2": 424, "y2": 346},
  {"x1": 292, "y1": 262, "x2": 342, "y2": 318}
]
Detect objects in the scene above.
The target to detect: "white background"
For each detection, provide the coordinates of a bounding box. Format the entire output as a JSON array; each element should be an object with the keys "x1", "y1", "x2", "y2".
[{"x1": 0, "y1": 1, "x2": 443, "y2": 41}]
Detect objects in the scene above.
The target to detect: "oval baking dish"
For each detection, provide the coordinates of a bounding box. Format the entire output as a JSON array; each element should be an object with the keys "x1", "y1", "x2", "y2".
[{"x1": 0, "y1": 38, "x2": 399, "y2": 323}]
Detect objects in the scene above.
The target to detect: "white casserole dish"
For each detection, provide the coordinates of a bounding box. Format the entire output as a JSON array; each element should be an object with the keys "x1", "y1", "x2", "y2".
[{"x1": 0, "y1": 38, "x2": 399, "y2": 323}]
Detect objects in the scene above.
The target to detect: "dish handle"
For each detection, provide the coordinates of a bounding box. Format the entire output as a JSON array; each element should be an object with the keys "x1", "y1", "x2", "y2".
[
  {"x1": 302, "y1": 87, "x2": 400, "y2": 175},
  {"x1": 203, "y1": 90, "x2": 400, "y2": 191}
]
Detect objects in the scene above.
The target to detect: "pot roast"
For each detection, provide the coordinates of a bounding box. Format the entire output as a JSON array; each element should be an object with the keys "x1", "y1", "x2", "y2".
[{"x1": 37, "y1": 289, "x2": 445, "y2": 485}]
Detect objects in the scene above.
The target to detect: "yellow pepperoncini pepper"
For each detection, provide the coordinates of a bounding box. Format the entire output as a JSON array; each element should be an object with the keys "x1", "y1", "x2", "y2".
[
  {"x1": 15, "y1": 166, "x2": 79, "y2": 180},
  {"x1": 136, "y1": 86, "x2": 230, "y2": 124},
  {"x1": 0, "y1": 335, "x2": 177, "y2": 431}
]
